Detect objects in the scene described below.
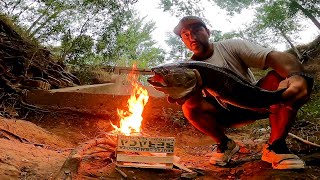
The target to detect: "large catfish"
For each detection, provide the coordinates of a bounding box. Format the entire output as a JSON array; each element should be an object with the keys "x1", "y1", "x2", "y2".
[{"x1": 147, "y1": 61, "x2": 286, "y2": 110}]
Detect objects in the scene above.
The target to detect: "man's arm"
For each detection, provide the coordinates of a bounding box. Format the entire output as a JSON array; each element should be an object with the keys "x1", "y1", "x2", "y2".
[
  {"x1": 265, "y1": 51, "x2": 303, "y2": 77},
  {"x1": 265, "y1": 51, "x2": 311, "y2": 107}
]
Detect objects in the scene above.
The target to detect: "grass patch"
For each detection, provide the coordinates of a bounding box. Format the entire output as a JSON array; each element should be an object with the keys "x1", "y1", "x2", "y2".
[
  {"x1": 250, "y1": 68, "x2": 269, "y2": 79},
  {"x1": 68, "y1": 65, "x2": 114, "y2": 85},
  {"x1": 298, "y1": 92, "x2": 320, "y2": 120},
  {"x1": 0, "y1": 14, "x2": 40, "y2": 47}
]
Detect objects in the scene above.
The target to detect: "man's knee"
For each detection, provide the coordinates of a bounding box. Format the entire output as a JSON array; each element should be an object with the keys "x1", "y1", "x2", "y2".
[
  {"x1": 182, "y1": 105, "x2": 200, "y2": 122},
  {"x1": 182, "y1": 99, "x2": 218, "y2": 121}
]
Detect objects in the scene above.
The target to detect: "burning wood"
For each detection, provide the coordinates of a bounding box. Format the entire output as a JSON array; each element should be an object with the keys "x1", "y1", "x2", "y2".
[
  {"x1": 55, "y1": 64, "x2": 181, "y2": 179},
  {"x1": 111, "y1": 64, "x2": 149, "y2": 135},
  {"x1": 110, "y1": 64, "x2": 176, "y2": 169},
  {"x1": 116, "y1": 134, "x2": 175, "y2": 169}
]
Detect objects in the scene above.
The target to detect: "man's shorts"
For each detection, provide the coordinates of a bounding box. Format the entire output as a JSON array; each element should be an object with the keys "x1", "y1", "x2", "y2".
[
  {"x1": 203, "y1": 70, "x2": 284, "y2": 127},
  {"x1": 203, "y1": 96, "x2": 269, "y2": 127}
]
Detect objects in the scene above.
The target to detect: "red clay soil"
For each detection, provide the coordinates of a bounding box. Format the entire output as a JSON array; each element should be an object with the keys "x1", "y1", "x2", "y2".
[{"x1": 0, "y1": 106, "x2": 319, "y2": 179}]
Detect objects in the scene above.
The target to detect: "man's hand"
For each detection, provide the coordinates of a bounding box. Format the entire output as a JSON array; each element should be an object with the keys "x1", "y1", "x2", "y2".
[
  {"x1": 167, "y1": 69, "x2": 202, "y2": 105},
  {"x1": 265, "y1": 51, "x2": 314, "y2": 108},
  {"x1": 278, "y1": 75, "x2": 311, "y2": 108}
]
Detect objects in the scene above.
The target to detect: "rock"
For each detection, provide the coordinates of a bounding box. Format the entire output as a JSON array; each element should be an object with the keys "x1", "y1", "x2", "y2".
[{"x1": 181, "y1": 172, "x2": 197, "y2": 179}]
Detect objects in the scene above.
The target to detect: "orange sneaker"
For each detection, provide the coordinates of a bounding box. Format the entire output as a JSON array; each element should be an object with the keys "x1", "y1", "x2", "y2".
[
  {"x1": 261, "y1": 141, "x2": 305, "y2": 169},
  {"x1": 209, "y1": 139, "x2": 239, "y2": 166}
]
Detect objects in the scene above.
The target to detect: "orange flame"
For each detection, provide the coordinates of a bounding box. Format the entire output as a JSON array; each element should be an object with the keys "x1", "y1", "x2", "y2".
[{"x1": 112, "y1": 64, "x2": 149, "y2": 135}]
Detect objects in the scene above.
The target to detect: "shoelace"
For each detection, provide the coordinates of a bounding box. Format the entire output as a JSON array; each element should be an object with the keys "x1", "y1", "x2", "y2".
[
  {"x1": 211, "y1": 144, "x2": 219, "y2": 150},
  {"x1": 211, "y1": 142, "x2": 227, "y2": 153}
]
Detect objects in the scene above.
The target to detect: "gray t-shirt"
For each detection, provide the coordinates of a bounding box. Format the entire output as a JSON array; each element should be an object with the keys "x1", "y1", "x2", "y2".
[{"x1": 191, "y1": 39, "x2": 273, "y2": 84}]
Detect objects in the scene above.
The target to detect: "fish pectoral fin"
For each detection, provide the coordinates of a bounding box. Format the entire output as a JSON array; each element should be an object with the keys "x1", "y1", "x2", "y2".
[{"x1": 215, "y1": 97, "x2": 229, "y2": 110}]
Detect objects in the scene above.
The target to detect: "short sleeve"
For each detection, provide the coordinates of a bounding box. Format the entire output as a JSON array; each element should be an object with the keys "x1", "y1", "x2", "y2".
[{"x1": 223, "y1": 39, "x2": 273, "y2": 69}]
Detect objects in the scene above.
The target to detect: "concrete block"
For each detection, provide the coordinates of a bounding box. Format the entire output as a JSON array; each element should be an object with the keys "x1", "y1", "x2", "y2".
[{"x1": 25, "y1": 83, "x2": 181, "y2": 117}]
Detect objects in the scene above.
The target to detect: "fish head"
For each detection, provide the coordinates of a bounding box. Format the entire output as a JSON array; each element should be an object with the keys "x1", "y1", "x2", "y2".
[{"x1": 147, "y1": 64, "x2": 197, "y2": 99}]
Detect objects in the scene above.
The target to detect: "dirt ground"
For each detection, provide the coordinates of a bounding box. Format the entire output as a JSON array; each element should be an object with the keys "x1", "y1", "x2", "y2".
[
  {"x1": 0, "y1": 104, "x2": 319, "y2": 180},
  {"x1": 1, "y1": 15, "x2": 319, "y2": 180}
]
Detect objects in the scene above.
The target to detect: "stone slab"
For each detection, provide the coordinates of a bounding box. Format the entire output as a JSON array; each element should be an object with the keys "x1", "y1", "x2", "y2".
[{"x1": 24, "y1": 83, "x2": 181, "y2": 117}]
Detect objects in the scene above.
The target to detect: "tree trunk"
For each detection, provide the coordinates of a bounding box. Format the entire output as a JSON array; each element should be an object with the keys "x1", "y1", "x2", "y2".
[
  {"x1": 279, "y1": 30, "x2": 303, "y2": 61},
  {"x1": 59, "y1": 18, "x2": 90, "y2": 63},
  {"x1": 9, "y1": 0, "x2": 22, "y2": 15},
  {"x1": 291, "y1": 0, "x2": 320, "y2": 30},
  {"x1": 29, "y1": 10, "x2": 61, "y2": 38},
  {"x1": 26, "y1": 8, "x2": 48, "y2": 34}
]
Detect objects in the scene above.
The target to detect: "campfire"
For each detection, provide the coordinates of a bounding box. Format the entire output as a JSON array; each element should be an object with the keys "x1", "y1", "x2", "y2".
[
  {"x1": 110, "y1": 64, "x2": 175, "y2": 169},
  {"x1": 112, "y1": 64, "x2": 149, "y2": 135},
  {"x1": 56, "y1": 65, "x2": 183, "y2": 179}
]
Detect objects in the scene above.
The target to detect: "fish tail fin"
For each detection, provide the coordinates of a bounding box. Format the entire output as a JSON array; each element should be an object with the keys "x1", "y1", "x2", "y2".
[{"x1": 272, "y1": 88, "x2": 287, "y2": 104}]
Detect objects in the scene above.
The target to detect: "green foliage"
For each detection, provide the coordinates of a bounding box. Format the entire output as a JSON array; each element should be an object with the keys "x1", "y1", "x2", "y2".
[
  {"x1": 1, "y1": 0, "x2": 165, "y2": 69},
  {"x1": 213, "y1": 0, "x2": 257, "y2": 15},
  {"x1": 210, "y1": 30, "x2": 242, "y2": 42},
  {"x1": 216, "y1": 0, "x2": 320, "y2": 47},
  {"x1": 298, "y1": 92, "x2": 320, "y2": 119},
  {"x1": 288, "y1": 0, "x2": 320, "y2": 19},
  {"x1": 159, "y1": 0, "x2": 320, "y2": 50},
  {"x1": 98, "y1": 15, "x2": 166, "y2": 68},
  {"x1": 240, "y1": 1, "x2": 300, "y2": 48},
  {"x1": 165, "y1": 33, "x2": 191, "y2": 61},
  {"x1": 0, "y1": 14, "x2": 37, "y2": 45},
  {"x1": 64, "y1": 35, "x2": 95, "y2": 65},
  {"x1": 159, "y1": 0, "x2": 205, "y2": 17},
  {"x1": 69, "y1": 64, "x2": 113, "y2": 85}
]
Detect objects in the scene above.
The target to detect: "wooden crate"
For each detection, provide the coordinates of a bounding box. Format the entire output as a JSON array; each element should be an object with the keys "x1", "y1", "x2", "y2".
[{"x1": 116, "y1": 134, "x2": 175, "y2": 169}]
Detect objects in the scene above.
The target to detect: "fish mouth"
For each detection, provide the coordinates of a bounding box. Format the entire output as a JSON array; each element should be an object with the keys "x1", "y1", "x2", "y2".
[{"x1": 147, "y1": 73, "x2": 167, "y2": 87}]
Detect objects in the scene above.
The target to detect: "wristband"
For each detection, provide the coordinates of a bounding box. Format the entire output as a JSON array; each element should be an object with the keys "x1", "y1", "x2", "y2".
[{"x1": 287, "y1": 71, "x2": 314, "y2": 91}]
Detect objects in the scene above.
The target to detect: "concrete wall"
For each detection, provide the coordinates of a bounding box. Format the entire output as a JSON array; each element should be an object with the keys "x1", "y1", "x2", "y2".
[{"x1": 25, "y1": 83, "x2": 181, "y2": 117}]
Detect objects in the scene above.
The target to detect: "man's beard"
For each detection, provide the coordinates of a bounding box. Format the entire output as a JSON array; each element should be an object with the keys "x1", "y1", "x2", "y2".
[{"x1": 192, "y1": 41, "x2": 209, "y2": 54}]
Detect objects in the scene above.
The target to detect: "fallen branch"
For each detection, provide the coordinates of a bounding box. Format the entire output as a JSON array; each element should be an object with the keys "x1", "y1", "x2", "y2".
[
  {"x1": 288, "y1": 132, "x2": 320, "y2": 148},
  {"x1": 115, "y1": 167, "x2": 128, "y2": 178},
  {"x1": 0, "y1": 128, "x2": 29, "y2": 143},
  {"x1": 20, "y1": 99, "x2": 50, "y2": 113},
  {"x1": 54, "y1": 137, "x2": 117, "y2": 179},
  {"x1": 173, "y1": 162, "x2": 193, "y2": 173},
  {"x1": 187, "y1": 167, "x2": 206, "y2": 176}
]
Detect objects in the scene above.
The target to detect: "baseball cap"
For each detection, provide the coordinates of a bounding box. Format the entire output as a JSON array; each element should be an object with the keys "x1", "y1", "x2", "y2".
[{"x1": 173, "y1": 16, "x2": 207, "y2": 36}]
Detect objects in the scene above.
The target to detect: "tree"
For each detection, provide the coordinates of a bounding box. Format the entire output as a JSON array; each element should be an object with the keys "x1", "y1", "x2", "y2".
[
  {"x1": 288, "y1": 0, "x2": 320, "y2": 30},
  {"x1": 246, "y1": 0, "x2": 302, "y2": 51},
  {"x1": 101, "y1": 16, "x2": 166, "y2": 68},
  {"x1": 165, "y1": 33, "x2": 191, "y2": 61},
  {"x1": 160, "y1": 0, "x2": 205, "y2": 17},
  {"x1": 57, "y1": 14, "x2": 165, "y2": 68},
  {"x1": 159, "y1": 0, "x2": 320, "y2": 51},
  {"x1": 61, "y1": 33, "x2": 95, "y2": 65},
  {"x1": 0, "y1": 0, "x2": 76, "y2": 42},
  {"x1": 0, "y1": 0, "x2": 137, "y2": 48},
  {"x1": 0, "y1": 0, "x2": 166, "y2": 68},
  {"x1": 212, "y1": 0, "x2": 257, "y2": 15},
  {"x1": 210, "y1": 30, "x2": 242, "y2": 41},
  {"x1": 211, "y1": 0, "x2": 320, "y2": 32}
]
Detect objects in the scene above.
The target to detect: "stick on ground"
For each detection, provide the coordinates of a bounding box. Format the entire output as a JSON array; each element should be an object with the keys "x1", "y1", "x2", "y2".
[{"x1": 289, "y1": 133, "x2": 320, "y2": 148}]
